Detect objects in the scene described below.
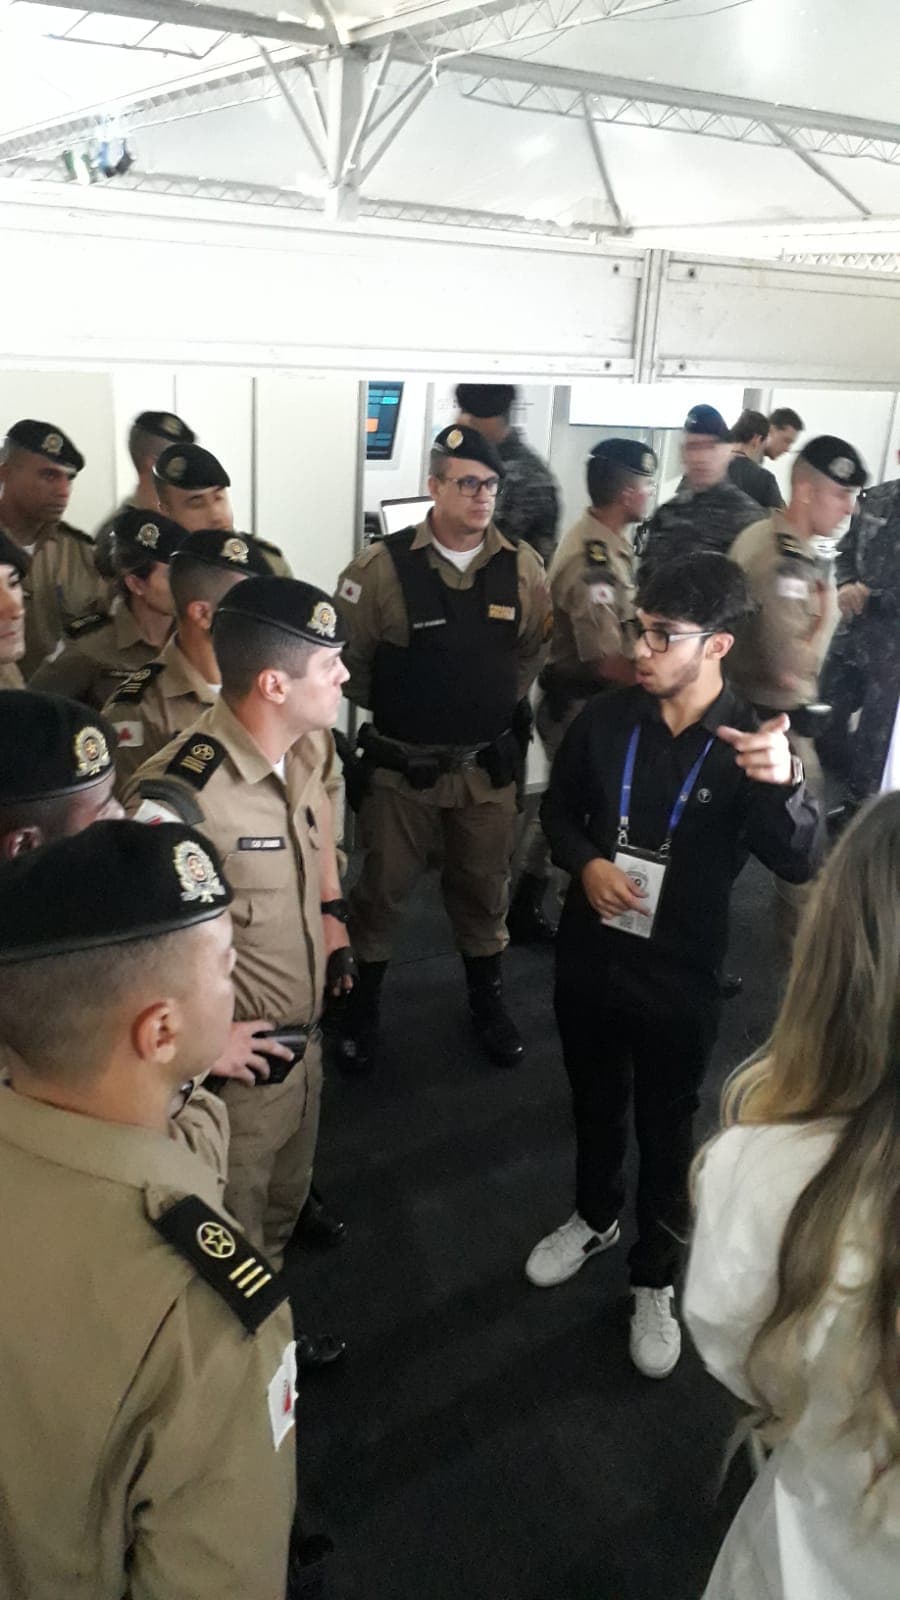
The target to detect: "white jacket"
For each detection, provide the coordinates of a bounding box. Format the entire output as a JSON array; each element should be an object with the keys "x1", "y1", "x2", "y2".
[{"x1": 684, "y1": 1121, "x2": 900, "y2": 1600}]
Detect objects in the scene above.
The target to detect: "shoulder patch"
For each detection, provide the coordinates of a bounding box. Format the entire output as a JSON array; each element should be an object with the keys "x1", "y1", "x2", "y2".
[
  {"x1": 151, "y1": 1195, "x2": 288, "y2": 1334},
  {"x1": 165, "y1": 732, "x2": 228, "y2": 791},
  {"x1": 64, "y1": 611, "x2": 110, "y2": 640},
  {"x1": 109, "y1": 661, "x2": 166, "y2": 704},
  {"x1": 137, "y1": 776, "x2": 204, "y2": 826}
]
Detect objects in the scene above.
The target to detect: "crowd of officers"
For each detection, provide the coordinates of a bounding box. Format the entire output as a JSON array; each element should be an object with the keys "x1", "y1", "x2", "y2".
[{"x1": 0, "y1": 385, "x2": 897, "y2": 1595}]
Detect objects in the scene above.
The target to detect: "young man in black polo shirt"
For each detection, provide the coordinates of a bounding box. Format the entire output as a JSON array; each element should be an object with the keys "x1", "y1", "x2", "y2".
[{"x1": 525, "y1": 554, "x2": 821, "y2": 1378}]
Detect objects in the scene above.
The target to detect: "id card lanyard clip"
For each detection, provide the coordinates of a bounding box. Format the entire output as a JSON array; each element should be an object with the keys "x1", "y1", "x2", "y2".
[{"x1": 617, "y1": 724, "x2": 715, "y2": 858}]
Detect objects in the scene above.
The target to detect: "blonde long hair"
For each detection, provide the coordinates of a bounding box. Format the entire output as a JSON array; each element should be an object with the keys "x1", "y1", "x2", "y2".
[{"x1": 711, "y1": 792, "x2": 900, "y2": 1498}]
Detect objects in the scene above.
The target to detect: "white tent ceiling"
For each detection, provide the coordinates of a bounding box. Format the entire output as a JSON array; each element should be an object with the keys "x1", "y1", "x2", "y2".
[{"x1": 3, "y1": 0, "x2": 900, "y2": 260}]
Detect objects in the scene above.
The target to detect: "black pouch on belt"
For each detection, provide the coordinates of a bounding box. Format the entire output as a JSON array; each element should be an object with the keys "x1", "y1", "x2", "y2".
[
  {"x1": 257, "y1": 1026, "x2": 310, "y2": 1085},
  {"x1": 477, "y1": 729, "x2": 520, "y2": 789}
]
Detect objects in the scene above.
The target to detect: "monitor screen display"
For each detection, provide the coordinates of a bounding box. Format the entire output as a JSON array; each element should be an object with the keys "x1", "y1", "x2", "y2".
[
  {"x1": 380, "y1": 496, "x2": 433, "y2": 537},
  {"x1": 367, "y1": 381, "x2": 404, "y2": 461}
]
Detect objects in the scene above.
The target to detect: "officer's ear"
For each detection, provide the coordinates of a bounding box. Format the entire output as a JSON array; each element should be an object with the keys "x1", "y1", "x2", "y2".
[
  {"x1": 708, "y1": 630, "x2": 734, "y2": 662},
  {"x1": 0, "y1": 825, "x2": 43, "y2": 859},
  {"x1": 132, "y1": 999, "x2": 179, "y2": 1066},
  {"x1": 185, "y1": 597, "x2": 214, "y2": 631}
]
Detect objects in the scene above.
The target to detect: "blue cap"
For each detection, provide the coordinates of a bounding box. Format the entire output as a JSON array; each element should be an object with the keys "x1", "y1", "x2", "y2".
[{"x1": 684, "y1": 405, "x2": 730, "y2": 442}]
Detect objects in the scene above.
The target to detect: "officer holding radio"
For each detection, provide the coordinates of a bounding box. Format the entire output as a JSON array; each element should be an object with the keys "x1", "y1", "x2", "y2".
[
  {"x1": 527, "y1": 554, "x2": 820, "y2": 1382},
  {"x1": 128, "y1": 576, "x2": 354, "y2": 1368}
]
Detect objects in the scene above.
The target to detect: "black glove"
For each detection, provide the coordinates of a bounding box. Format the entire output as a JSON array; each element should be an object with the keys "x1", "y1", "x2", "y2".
[{"x1": 325, "y1": 945, "x2": 358, "y2": 998}]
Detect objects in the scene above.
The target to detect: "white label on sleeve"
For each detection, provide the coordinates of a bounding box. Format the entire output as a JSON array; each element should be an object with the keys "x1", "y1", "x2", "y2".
[
  {"x1": 133, "y1": 798, "x2": 180, "y2": 826},
  {"x1": 267, "y1": 1340, "x2": 297, "y2": 1451},
  {"x1": 115, "y1": 720, "x2": 144, "y2": 748},
  {"x1": 776, "y1": 576, "x2": 809, "y2": 601},
  {"x1": 339, "y1": 577, "x2": 361, "y2": 605},
  {"x1": 589, "y1": 582, "x2": 615, "y2": 606}
]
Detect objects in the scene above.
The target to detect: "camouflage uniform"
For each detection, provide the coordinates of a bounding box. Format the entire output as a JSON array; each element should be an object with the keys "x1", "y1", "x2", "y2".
[
  {"x1": 819, "y1": 480, "x2": 900, "y2": 800},
  {"x1": 638, "y1": 480, "x2": 760, "y2": 580},
  {"x1": 495, "y1": 429, "x2": 561, "y2": 566}
]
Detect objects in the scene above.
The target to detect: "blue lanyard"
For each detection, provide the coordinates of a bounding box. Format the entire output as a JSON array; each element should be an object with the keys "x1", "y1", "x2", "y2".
[{"x1": 617, "y1": 725, "x2": 715, "y2": 857}]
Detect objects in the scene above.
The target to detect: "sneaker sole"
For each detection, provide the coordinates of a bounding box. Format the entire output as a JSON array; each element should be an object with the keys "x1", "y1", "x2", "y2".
[
  {"x1": 525, "y1": 1223, "x2": 621, "y2": 1287},
  {"x1": 629, "y1": 1341, "x2": 682, "y2": 1380}
]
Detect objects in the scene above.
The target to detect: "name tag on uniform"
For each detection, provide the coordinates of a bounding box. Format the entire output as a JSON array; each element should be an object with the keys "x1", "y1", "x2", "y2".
[
  {"x1": 238, "y1": 836, "x2": 286, "y2": 850},
  {"x1": 488, "y1": 603, "x2": 516, "y2": 621},
  {"x1": 601, "y1": 849, "x2": 668, "y2": 940},
  {"x1": 776, "y1": 576, "x2": 809, "y2": 600}
]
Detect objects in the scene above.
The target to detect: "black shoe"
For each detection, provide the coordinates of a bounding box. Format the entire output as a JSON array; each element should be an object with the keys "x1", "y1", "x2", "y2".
[
  {"x1": 296, "y1": 1191, "x2": 346, "y2": 1250},
  {"x1": 463, "y1": 954, "x2": 525, "y2": 1068},
  {"x1": 335, "y1": 958, "x2": 387, "y2": 1075},
  {"x1": 295, "y1": 1332, "x2": 347, "y2": 1371},
  {"x1": 507, "y1": 872, "x2": 556, "y2": 945},
  {"x1": 719, "y1": 973, "x2": 743, "y2": 1000}
]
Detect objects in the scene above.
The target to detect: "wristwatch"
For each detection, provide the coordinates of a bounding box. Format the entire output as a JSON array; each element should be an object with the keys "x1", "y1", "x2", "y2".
[{"x1": 321, "y1": 898, "x2": 349, "y2": 923}]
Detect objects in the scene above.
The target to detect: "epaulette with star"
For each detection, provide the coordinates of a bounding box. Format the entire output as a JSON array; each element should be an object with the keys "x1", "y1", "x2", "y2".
[
  {"x1": 151, "y1": 1196, "x2": 288, "y2": 1333},
  {"x1": 164, "y1": 732, "x2": 228, "y2": 791},
  {"x1": 776, "y1": 530, "x2": 809, "y2": 562},
  {"x1": 584, "y1": 538, "x2": 611, "y2": 569},
  {"x1": 109, "y1": 662, "x2": 166, "y2": 704},
  {"x1": 64, "y1": 611, "x2": 110, "y2": 640}
]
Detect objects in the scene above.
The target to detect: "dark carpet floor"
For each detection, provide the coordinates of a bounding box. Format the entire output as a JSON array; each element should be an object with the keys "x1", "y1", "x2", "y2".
[{"x1": 282, "y1": 841, "x2": 780, "y2": 1600}]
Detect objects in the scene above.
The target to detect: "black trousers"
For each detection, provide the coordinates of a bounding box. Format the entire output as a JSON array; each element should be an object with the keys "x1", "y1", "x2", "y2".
[{"x1": 554, "y1": 977, "x2": 718, "y2": 1289}]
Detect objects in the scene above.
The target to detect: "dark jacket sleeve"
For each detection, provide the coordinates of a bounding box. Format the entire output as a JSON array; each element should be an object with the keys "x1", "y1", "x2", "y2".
[
  {"x1": 833, "y1": 517, "x2": 861, "y2": 588},
  {"x1": 736, "y1": 774, "x2": 823, "y2": 885},
  {"x1": 539, "y1": 711, "x2": 607, "y2": 877}
]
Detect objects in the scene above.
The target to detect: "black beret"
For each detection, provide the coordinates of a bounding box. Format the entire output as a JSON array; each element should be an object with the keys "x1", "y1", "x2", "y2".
[
  {"x1": 213, "y1": 575, "x2": 346, "y2": 649},
  {"x1": 0, "y1": 820, "x2": 232, "y2": 964},
  {"x1": 110, "y1": 508, "x2": 186, "y2": 572},
  {"x1": 432, "y1": 424, "x2": 505, "y2": 478},
  {"x1": 798, "y1": 435, "x2": 868, "y2": 489},
  {"x1": 589, "y1": 439, "x2": 657, "y2": 476},
  {"x1": 684, "y1": 405, "x2": 730, "y2": 442},
  {"x1": 171, "y1": 529, "x2": 273, "y2": 578},
  {"x1": 154, "y1": 444, "x2": 230, "y2": 491},
  {"x1": 0, "y1": 689, "x2": 116, "y2": 803},
  {"x1": 0, "y1": 530, "x2": 27, "y2": 577},
  {"x1": 5, "y1": 419, "x2": 84, "y2": 473},
  {"x1": 134, "y1": 411, "x2": 196, "y2": 445},
  {"x1": 454, "y1": 384, "x2": 518, "y2": 419}
]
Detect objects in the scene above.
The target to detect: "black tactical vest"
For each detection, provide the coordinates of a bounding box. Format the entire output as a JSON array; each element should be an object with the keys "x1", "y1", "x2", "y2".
[{"x1": 372, "y1": 530, "x2": 521, "y2": 745}]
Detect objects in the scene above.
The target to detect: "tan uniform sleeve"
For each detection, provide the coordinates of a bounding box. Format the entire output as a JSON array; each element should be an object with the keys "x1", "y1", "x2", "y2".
[
  {"x1": 334, "y1": 545, "x2": 389, "y2": 709},
  {"x1": 516, "y1": 543, "x2": 552, "y2": 698},
  {"x1": 30, "y1": 641, "x2": 101, "y2": 705},
  {"x1": 102, "y1": 687, "x2": 167, "y2": 793},
  {"x1": 122, "y1": 1289, "x2": 296, "y2": 1600},
  {"x1": 563, "y1": 566, "x2": 627, "y2": 666},
  {"x1": 169, "y1": 1087, "x2": 230, "y2": 1198}
]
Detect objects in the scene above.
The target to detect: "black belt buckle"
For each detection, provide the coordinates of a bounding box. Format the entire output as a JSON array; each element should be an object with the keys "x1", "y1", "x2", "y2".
[{"x1": 259, "y1": 1025, "x2": 310, "y2": 1084}]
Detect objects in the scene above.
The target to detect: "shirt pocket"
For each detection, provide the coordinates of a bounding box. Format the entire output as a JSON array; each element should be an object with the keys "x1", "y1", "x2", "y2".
[{"x1": 223, "y1": 849, "x2": 292, "y2": 946}]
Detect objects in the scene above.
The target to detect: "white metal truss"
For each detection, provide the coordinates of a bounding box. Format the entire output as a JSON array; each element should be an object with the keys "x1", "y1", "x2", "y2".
[
  {"x1": 783, "y1": 251, "x2": 900, "y2": 272},
  {"x1": 0, "y1": 155, "x2": 609, "y2": 239},
  {"x1": 29, "y1": 0, "x2": 329, "y2": 49},
  {"x1": 349, "y1": 0, "x2": 689, "y2": 57}
]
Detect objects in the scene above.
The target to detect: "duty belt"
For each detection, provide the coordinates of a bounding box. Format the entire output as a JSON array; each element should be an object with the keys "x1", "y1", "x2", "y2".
[{"x1": 359, "y1": 722, "x2": 519, "y2": 792}]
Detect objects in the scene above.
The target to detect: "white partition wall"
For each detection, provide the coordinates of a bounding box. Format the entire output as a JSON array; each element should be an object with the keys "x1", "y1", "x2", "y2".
[
  {"x1": 173, "y1": 371, "x2": 255, "y2": 532},
  {"x1": 110, "y1": 369, "x2": 178, "y2": 511},
  {"x1": 0, "y1": 371, "x2": 116, "y2": 532},
  {"x1": 254, "y1": 374, "x2": 363, "y2": 590}
]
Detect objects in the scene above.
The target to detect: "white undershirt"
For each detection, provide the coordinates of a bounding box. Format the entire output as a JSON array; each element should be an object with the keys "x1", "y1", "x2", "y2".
[
  {"x1": 431, "y1": 534, "x2": 485, "y2": 574},
  {"x1": 273, "y1": 756, "x2": 287, "y2": 782}
]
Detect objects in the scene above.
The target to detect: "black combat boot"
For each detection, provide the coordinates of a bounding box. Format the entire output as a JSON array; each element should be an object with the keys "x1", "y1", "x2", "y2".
[
  {"x1": 506, "y1": 872, "x2": 556, "y2": 945},
  {"x1": 335, "y1": 959, "x2": 387, "y2": 1075},
  {"x1": 463, "y1": 954, "x2": 525, "y2": 1068}
]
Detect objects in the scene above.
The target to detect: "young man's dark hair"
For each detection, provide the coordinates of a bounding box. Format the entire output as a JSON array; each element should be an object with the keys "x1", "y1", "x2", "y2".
[
  {"x1": 587, "y1": 456, "x2": 633, "y2": 508},
  {"x1": 211, "y1": 612, "x2": 317, "y2": 700},
  {"x1": 636, "y1": 552, "x2": 755, "y2": 638},
  {"x1": 730, "y1": 409, "x2": 769, "y2": 446},
  {"x1": 769, "y1": 407, "x2": 804, "y2": 433}
]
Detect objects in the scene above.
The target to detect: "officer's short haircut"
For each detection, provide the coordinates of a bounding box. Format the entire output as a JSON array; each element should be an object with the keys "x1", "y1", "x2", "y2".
[
  {"x1": 769, "y1": 407, "x2": 804, "y2": 433},
  {"x1": 0, "y1": 926, "x2": 200, "y2": 1082},
  {"x1": 731, "y1": 409, "x2": 770, "y2": 445},
  {"x1": 586, "y1": 456, "x2": 638, "y2": 509},
  {"x1": 212, "y1": 611, "x2": 317, "y2": 699},
  {"x1": 169, "y1": 559, "x2": 244, "y2": 621},
  {"x1": 128, "y1": 423, "x2": 168, "y2": 472},
  {"x1": 636, "y1": 552, "x2": 754, "y2": 636}
]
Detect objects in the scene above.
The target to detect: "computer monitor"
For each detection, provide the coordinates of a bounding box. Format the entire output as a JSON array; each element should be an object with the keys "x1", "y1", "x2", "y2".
[
  {"x1": 366, "y1": 380, "x2": 404, "y2": 461},
  {"x1": 379, "y1": 496, "x2": 433, "y2": 537}
]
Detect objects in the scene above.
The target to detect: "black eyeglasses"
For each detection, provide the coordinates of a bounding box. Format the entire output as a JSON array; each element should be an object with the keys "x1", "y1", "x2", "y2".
[
  {"x1": 440, "y1": 474, "x2": 501, "y2": 498},
  {"x1": 623, "y1": 619, "x2": 716, "y2": 654}
]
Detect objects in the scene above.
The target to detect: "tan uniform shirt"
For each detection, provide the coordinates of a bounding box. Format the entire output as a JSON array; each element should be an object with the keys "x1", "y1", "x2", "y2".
[
  {"x1": 0, "y1": 520, "x2": 105, "y2": 678},
  {"x1": 728, "y1": 512, "x2": 839, "y2": 709},
  {"x1": 0, "y1": 662, "x2": 23, "y2": 690},
  {"x1": 335, "y1": 517, "x2": 551, "y2": 710},
  {"x1": 30, "y1": 600, "x2": 169, "y2": 710},
  {"x1": 128, "y1": 696, "x2": 329, "y2": 1027},
  {"x1": 104, "y1": 633, "x2": 220, "y2": 787},
  {"x1": 546, "y1": 510, "x2": 635, "y2": 679},
  {"x1": 0, "y1": 1086, "x2": 296, "y2": 1600}
]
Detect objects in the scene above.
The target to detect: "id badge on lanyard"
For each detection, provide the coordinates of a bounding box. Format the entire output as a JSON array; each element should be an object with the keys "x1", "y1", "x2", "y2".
[{"x1": 601, "y1": 725, "x2": 714, "y2": 940}]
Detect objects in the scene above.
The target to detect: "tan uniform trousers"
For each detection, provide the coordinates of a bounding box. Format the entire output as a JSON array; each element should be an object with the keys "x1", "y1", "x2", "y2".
[
  {"x1": 520, "y1": 693, "x2": 588, "y2": 880},
  {"x1": 773, "y1": 733, "x2": 824, "y2": 961},
  {"x1": 221, "y1": 1036, "x2": 323, "y2": 1268},
  {"x1": 350, "y1": 767, "x2": 519, "y2": 962}
]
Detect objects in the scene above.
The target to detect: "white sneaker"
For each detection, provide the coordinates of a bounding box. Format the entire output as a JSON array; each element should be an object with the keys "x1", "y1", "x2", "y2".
[
  {"x1": 525, "y1": 1211, "x2": 620, "y2": 1287},
  {"x1": 629, "y1": 1286, "x2": 682, "y2": 1379}
]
